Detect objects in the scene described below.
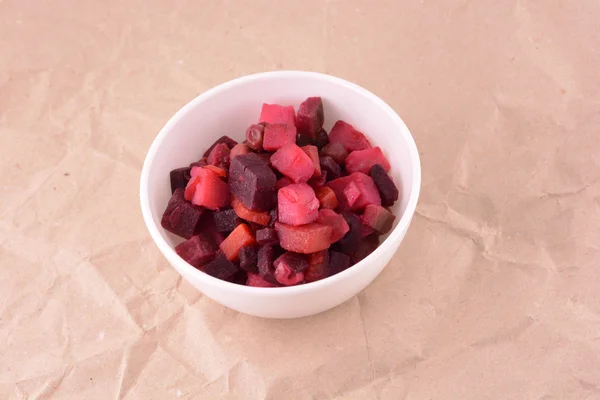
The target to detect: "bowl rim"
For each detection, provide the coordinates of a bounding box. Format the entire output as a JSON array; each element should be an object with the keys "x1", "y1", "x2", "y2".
[{"x1": 140, "y1": 70, "x2": 421, "y2": 296}]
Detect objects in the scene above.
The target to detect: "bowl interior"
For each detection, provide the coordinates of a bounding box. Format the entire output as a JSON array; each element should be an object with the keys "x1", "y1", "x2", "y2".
[{"x1": 144, "y1": 72, "x2": 418, "y2": 251}]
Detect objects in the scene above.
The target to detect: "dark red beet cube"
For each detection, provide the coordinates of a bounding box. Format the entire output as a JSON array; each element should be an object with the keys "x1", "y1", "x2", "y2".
[
  {"x1": 203, "y1": 136, "x2": 238, "y2": 158},
  {"x1": 327, "y1": 172, "x2": 381, "y2": 212},
  {"x1": 246, "y1": 124, "x2": 265, "y2": 151},
  {"x1": 230, "y1": 143, "x2": 251, "y2": 160},
  {"x1": 328, "y1": 120, "x2": 372, "y2": 151},
  {"x1": 349, "y1": 234, "x2": 379, "y2": 264},
  {"x1": 328, "y1": 250, "x2": 351, "y2": 276},
  {"x1": 317, "y1": 209, "x2": 350, "y2": 243},
  {"x1": 369, "y1": 164, "x2": 399, "y2": 206},
  {"x1": 308, "y1": 170, "x2": 327, "y2": 189},
  {"x1": 319, "y1": 156, "x2": 342, "y2": 181},
  {"x1": 345, "y1": 147, "x2": 391, "y2": 175},
  {"x1": 296, "y1": 97, "x2": 324, "y2": 138},
  {"x1": 161, "y1": 188, "x2": 204, "y2": 239},
  {"x1": 361, "y1": 204, "x2": 396, "y2": 234},
  {"x1": 301, "y1": 145, "x2": 321, "y2": 177},
  {"x1": 263, "y1": 124, "x2": 297, "y2": 152},
  {"x1": 314, "y1": 129, "x2": 329, "y2": 150},
  {"x1": 271, "y1": 143, "x2": 315, "y2": 183},
  {"x1": 259, "y1": 103, "x2": 296, "y2": 126},
  {"x1": 170, "y1": 167, "x2": 191, "y2": 193},
  {"x1": 213, "y1": 208, "x2": 241, "y2": 232},
  {"x1": 229, "y1": 153, "x2": 276, "y2": 211},
  {"x1": 238, "y1": 245, "x2": 258, "y2": 273},
  {"x1": 336, "y1": 213, "x2": 362, "y2": 254},
  {"x1": 274, "y1": 252, "x2": 308, "y2": 286},
  {"x1": 247, "y1": 273, "x2": 279, "y2": 287},
  {"x1": 276, "y1": 177, "x2": 293, "y2": 190},
  {"x1": 305, "y1": 250, "x2": 329, "y2": 282},
  {"x1": 256, "y1": 227, "x2": 278, "y2": 245},
  {"x1": 295, "y1": 133, "x2": 313, "y2": 147},
  {"x1": 257, "y1": 245, "x2": 280, "y2": 284},
  {"x1": 175, "y1": 233, "x2": 218, "y2": 268},
  {"x1": 275, "y1": 222, "x2": 332, "y2": 254},
  {"x1": 185, "y1": 168, "x2": 231, "y2": 210},
  {"x1": 202, "y1": 252, "x2": 239, "y2": 282},
  {"x1": 278, "y1": 183, "x2": 319, "y2": 226},
  {"x1": 321, "y1": 143, "x2": 348, "y2": 165},
  {"x1": 268, "y1": 207, "x2": 278, "y2": 227},
  {"x1": 207, "y1": 142, "x2": 231, "y2": 169}
]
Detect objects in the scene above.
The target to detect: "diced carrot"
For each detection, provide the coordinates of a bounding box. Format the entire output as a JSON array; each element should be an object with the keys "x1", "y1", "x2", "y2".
[
  {"x1": 203, "y1": 164, "x2": 227, "y2": 178},
  {"x1": 219, "y1": 223, "x2": 256, "y2": 261},
  {"x1": 232, "y1": 198, "x2": 271, "y2": 226},
  {"x1": 315, "y1": 186, "x2": 339, "y2": 210}
]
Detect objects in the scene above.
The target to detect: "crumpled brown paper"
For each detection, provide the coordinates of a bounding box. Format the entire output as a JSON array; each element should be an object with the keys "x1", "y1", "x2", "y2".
[{"x1": 2, "y1": 0, "x2": 600, "y2": 399}]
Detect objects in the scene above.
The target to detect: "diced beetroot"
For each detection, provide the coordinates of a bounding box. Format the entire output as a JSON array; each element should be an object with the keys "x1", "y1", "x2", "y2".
[
  {"x1": 207, "y1": 142, "x2": 231, "y2": 169},
  {"x1": 343, "y1": 181, "x2": 361, "y2": 207},
  {"x1": 276, "y1": 177, "x2": 293, "y2": 190},
  {"x1": 271, "y1": 143, "x2": 314, "y2": 183},
  {"x1": 275, "y1": 222, "x2": 332, "y2": 254},
  {"x1": 203, "y1": 165, "x2": 227, "y2": 178},
  {"x1": 256, "y1": 227, "x2": 278, "y2": 245},
  {"x1": 238, "y1": 245, "x2": 258, "y2": 273},
  {"x1": 259, "y1": 103, "x2": 296, "y2": 126},
  {"x1": 185, "y1": 168, "x2": 231, "y2": 210},
  {"x1": 369, "y1": 164, "x2": 399, "y2": 206},
  {"x1": 231, "y1": 198, "x2": 271, "y2": 226},
  {"x1": 349, "y1": 234, "x2": 379, "y2": 264},
  {"x1": 219, "y1": 223, "x2": 256, "y2": 261},
  {"x1": 319, "y1": 156, "x2": 342, "y2": 181},
  {"x1": 315, "y1": 186, "x2": 339, "y2": 210},
  {"x1": 246, "y1": 124, "x2": 265, "y2": 151},
  {"x1": 305, "y1": 251, "x2": 329, "y2": 282},
  {"x1": 229, "y1": 153, "x2": 276, "y2": 211},
  {"x1": 269, "y1": 207, "x2": 278, "y2": 227},
  {"x1": 257, "y1": 245, "x2": 280, "y2": 284},
  {"x1": 263, "y1": 124, "x2": 297, "y2": 152},
  {"x1": 170, "y1": 167, "x2": 191, "y2": 193},
  {"x1": 213, "y1": 208, "x2": 241, "y2": 232},
  {"x1": 189, "y1": 158, "x2": 207, "y2": 168},
  {"x1": 361, "y1": 204, "x2": 396, "y2": 234},
  {"x1": 327, "y1": 172, "x2": 381, "y2": 212},
  {"x1": 296, "y1": 97, "x2": 324, "y2": 139},
  {"x1": 274, "y1": 252, "x2": 308, "y2": 286},
  {"x1": 203, "y1": 136, "x2": 238, "y2": 158},
  {"x1": 316, "y1": 209, "x2": 350, "y2": 243},
  {"x1": 278, "y1": 183, "x2": 319, "y2": 226},
  {"x1": 230, "y1": 143, "x2": 251, "y2": 160},
  {"x1": 295, "y1": 133, "x2": 313, "y2": 147},
  {"x1": 314, "y1": 128, "x2": 329, "y2": 150},
  {"x1": 345, "y1": 147, "x2": 391, "y2": 175},
  {"x1": 301, "y1": 145, "x2": 321, "y2": 177},
  {"x1": 321, "y1": 143, "x2": 349, "y2": 165},
  {"x1": 336, "y1": 213, "x2": 362, "y2": 254},
  {"x1": 361, "y1": 222, "x2": 375, "y2": 237},
  {"x1": 328, "y1": 120, "x2": 372, "y2": 151},
  {"x1": 175, "y1": 233, "x2": 218, "y2": 268},
  {"x1": 197, "y1": 210, "x2": 223, "y2": 246},
  {"x1": 202, "y1": 252, "x2": 239, "y2": 282},
  {"x1": 247, "y1": 273, "x2": 279, "y2": 287},
  {"x1": 328, "y1": 250, "x2": 351, "y2": 276},
  {"x1": 161, "y1": 188, "x2": 204, "y2": 239},
  {"x1": 307, "y1": 171, "x2": 327, "y2": 189}
]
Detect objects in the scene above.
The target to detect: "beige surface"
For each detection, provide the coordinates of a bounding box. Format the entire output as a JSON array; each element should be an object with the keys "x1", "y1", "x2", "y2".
[{"x1": 2, "y1": 1, "x2": 600, "y2": 399}]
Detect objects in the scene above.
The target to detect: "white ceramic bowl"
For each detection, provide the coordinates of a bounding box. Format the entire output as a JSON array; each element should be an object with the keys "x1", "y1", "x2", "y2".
[{"x1": 140, "y1": 71, "x2": 421, "y2": 319}]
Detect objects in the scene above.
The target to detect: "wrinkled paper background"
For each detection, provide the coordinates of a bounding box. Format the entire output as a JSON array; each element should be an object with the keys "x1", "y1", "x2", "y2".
[{"x1": 2, "y1": 1, "x2": 600, "y2": 399}]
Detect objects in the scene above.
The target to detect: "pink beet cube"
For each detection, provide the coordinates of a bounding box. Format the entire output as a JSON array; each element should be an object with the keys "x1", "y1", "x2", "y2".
[
  {"x1": 247, "y1": 273, "x2": 279, "y2": 287},
  {"x1": 175, "y1": 234, "x2": 218, "y2": 268},
  {"x1": 343, "y1": 181, "x2": 361, "y2": 207},
  {"x1": 275, "y1": 222, "x2": 333, "y2": 254},
  {"x1": 301, "y1": 145, "x2": 321, "y2": 177},
  {"x1": 270, "y1": 143, "x2": 315, "y2": 183},
  {"x1": 345, "y1": 147, "x2": 391, "y2": 175},
  {"x1": 327, "y1": 172, "x2": 381, "y2": 212},
  {"x1": 296, "y1": 97, "x2": 324, "y2": 138},
  {"x1": 329, "y1": 120, "x2": 372, "y2": 151},
  {"x1": 259, "y1": 103, "x2": 296, "y2": 126},
  {"x1": 273, "y1": 252, "x2": 308, "y2": 286},
  {"x1": 361, "y1": 204, "x2": 396, "y2": 234},
  {"x1": 185, "y1": 168, "x2": 231, "y2": 210},
  {"x1": 278, "y1": 183, "x2": 319, "y2": 226},
  {"x1": 207, "y1": 142, "x2": 231, "y2": 169},
  {"x1": 263, "y1": 123, "x2": 297, "y2": 152},
  {"x1": 305, "y1": 251, "x2": 329, "y2": 282},
  {"x1": 316, "y1": 209, "x2": 350, "y2": 243}
]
